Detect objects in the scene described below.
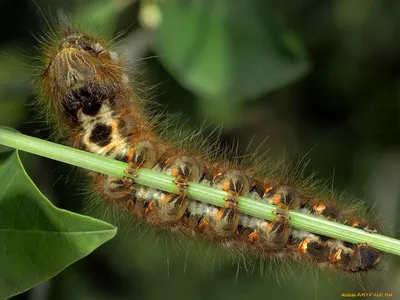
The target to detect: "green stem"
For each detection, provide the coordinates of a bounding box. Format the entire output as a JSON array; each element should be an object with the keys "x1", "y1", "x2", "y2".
[{"x1": 0, "y1": 127, "x2": 399, "y2": 256}]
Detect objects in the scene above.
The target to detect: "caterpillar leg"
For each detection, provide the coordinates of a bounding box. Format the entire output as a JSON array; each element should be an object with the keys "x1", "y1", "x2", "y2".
[
  {"x1": 242, "y1": 187, "x2": 296, "y2": 250},
  {"x1": 101, "y1": 176, "x2": 133, "y2": 201},
  {"x1": 150, "y1": 156, "x2": 203, "y2": 222},
  {"x1": 268, "y1": 208, "x2": 291, "y2": 248},
  {"x1": 262, "y1": 186, "x2": 299, "y2": 248},
  {"x1": 209, "y1": 171, "x2": 250, "y2": 236},
  {"x1": 104, "y1": 140, "x2": 158, "y2": 204},
  {"x1": 120, "y1": 139, "x2": 160, "y2": 213},
  {"x1": 262, "y1": 185, "x2": 299, "y2": 210},
  {"x1": 124, "y1": 140, "x2": 159, "y2": 176}
]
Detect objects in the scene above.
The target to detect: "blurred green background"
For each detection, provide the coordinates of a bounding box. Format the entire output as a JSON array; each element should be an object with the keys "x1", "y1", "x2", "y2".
[{"x1": 1, "y1": 0, "x2": 399, "y2": 299}]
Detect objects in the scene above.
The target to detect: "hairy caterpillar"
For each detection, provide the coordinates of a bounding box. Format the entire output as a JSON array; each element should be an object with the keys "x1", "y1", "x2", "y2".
[{"x1": 33, "y1": 12, "x2": 386, "y2": 285}]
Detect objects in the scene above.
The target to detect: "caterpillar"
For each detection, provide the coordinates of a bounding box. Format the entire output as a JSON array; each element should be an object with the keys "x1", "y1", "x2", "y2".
[{"x1": 33, "y1": 13, "x2": 385, "y2": 283}]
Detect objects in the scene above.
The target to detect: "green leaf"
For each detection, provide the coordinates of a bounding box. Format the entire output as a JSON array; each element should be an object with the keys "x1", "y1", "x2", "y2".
[
  {"x1": 0, "y1": 150, "x2": 117, "y2": 299},
  {"x1": 156, "y1": 0, "x2": 309, "y2": 101}
]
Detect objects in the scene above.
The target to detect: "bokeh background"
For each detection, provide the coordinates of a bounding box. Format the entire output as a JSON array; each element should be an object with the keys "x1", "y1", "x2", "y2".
[{"x1": 1, "y1": 0, "x2": 399, "y2": 299}]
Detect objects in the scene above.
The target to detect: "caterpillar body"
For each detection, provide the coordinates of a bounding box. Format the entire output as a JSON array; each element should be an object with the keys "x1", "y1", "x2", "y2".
[{"x1": 36, "y1": 18, "x2": 382, "y2": 276}]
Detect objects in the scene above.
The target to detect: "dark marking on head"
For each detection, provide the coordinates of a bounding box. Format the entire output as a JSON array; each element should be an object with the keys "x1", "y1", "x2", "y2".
[
  {"x1": 89, "y1": 123, "x2": 112, "y2": 146},
  {"x1": 62, "y1": 85, "x2": 114, "y2": 122}
]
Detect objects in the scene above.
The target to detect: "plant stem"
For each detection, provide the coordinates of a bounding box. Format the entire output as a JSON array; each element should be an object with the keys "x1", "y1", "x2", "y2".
[{"x1": 0, "y1": 127, "x2": 399, "y2": 256}]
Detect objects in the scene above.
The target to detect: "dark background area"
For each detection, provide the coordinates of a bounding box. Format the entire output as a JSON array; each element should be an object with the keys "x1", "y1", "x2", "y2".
[{"x1": 0, "y1": 0, "x2": 399, "y2": 299}]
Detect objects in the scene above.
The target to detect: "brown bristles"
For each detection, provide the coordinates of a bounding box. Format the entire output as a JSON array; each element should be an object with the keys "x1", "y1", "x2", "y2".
[{"x1": 34, "y1": 16, "x2": 384, "y2": 277}]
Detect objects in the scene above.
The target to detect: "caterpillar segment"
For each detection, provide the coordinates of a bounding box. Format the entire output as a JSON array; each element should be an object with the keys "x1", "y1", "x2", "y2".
[
  {"x1": 140, "y1": 156, "x2": 203, "y2": 223},
  {"x1": 238, "y1": 209, "x2": 291, "y2": 251},
  {"x1": 209, "y1": 171, "x2": 250, "y2": 236},
  {"x1": 292, "y1": 230, "x2": 382, "y2": 272},
  {"x1": 37, "y1": 21, "x2": 383, "y2": 274},
  {"x1": 309, "y1": 201, "x2": 343, "y2": 222},
  {"x1": 128, "y1": 140, "x2": 159, "y2": 170}
]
